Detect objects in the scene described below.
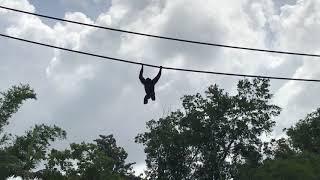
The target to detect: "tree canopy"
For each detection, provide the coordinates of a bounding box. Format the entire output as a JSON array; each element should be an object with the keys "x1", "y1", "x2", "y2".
[
  {"x1": 238, "y1": 108, "x2": 320, "y2": 180},
  {"x1": 0, "y1": 84, "x2": 139, "y2": 180},
  {"x1": 136, "y1": 78, "x2": 281, "y2": 179},
  {"x1": 43, "y1": 135, "x2": 139, "y2": 179},
  {"x1": 2, "y1": 80, "x2": 320, "y2": 180}
]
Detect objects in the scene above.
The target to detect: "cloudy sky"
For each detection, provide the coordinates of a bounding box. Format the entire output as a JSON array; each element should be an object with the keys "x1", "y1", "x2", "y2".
[{"x1": 1, "y1": 0, "x2": 320, "y2": 175}]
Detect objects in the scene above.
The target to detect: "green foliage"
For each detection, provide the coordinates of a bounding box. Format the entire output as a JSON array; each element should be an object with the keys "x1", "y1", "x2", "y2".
[
  {"x1": 242, "y1": 153, "x2": 320, "y2": 180},
  {"x1": 0, "y1": 150, "x2": 23, "y2": 178},
  {"x1": 271, "y1": 138, "x2": 297, "y2": 159},
  {"x1": 0, "y1": 84, "x2": 141, "y2": 179},
  {"x1": 0, "y1": 124, "x2": 67, "y2": 179},
  {"x1": 0, "y1": 84, "x2": 36, "y2": 146},
  {"x1": 238, "y1": 108, "x2": 320, "y2": 180},
  {"x1": 252, "y1": 108, "x2": 320, "y2": 179},
  {"x1": 0, "y1": 84, "x2": 66, "y2": 179},
  {"x1": 7, "y1": 124, "x2": 66, "y2": 173},
  {"x1": 286, "y1": 108, "x2": 320, "y2": 153},
  {"x1": 45, "y1": 135, "x2": 139, "y2": 180},
  {"x1": 136, "y1": 78, "x2": 281, "y2": 179},
  {"x1": 0, "y1": 84, "x2": 36, "y2": 132},
  {"x1": 0, "y1": 84, "x2": 36, "y2": 178},
  {"x1": 4, "y1": 80, "x2": 320, "y2": 179}
]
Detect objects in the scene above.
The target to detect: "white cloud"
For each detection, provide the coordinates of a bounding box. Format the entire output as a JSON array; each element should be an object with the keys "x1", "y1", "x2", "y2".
[
  {"x1": 1, "y1": 0, "x2": 320, "y2": 173},
  {"x1": 269, "y1": 0, "x2": 320, "y2": 133}
]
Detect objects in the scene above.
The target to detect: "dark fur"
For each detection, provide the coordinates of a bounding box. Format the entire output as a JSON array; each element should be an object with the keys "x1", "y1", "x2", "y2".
[{"x1": 139, "y1": 65, "x2": 162, "y2": 104}]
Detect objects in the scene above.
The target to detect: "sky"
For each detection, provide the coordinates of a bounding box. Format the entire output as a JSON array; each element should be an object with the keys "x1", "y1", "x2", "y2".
[{"x1": 1, "y1": 0, "x2": 320, "y2": 175}]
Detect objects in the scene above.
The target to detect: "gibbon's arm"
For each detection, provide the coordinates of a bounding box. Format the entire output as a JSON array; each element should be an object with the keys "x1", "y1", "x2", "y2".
[
  {"x1": 139, "y1": 65, "x2": 146, "y2": 84},
  {"x1": 152, "y1": 66, "x2": 162, "y2": 84}
]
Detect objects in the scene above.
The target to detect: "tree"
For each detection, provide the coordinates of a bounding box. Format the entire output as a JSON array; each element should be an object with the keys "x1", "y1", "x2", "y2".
[
  {"x1": 286, "y1": 108, "x2": 320, "y2": 154},
  {"x1": 136, "y1": 78, "x2": 281, "y2": 179},
  {"x1": 6, "y1": 124, "x2": 66, "y2": 178},
  {"x1": 238, "y1": 108, "x2": 320, "y2": 180},
  {"x1": 240, "y1": 152, "x2": 320, "y2": 180},
  {"x1": 0, "y1": 84, "x2": 66, "y2": 179},
  {"x1": 0, "y1": 150, "x2": 23, "y2": 178},
  {"x1": 0, "y1": 84, "x2": 36, "y2": 178},
  {"x1": 0, "y1": 84, "x2": 141, "y2": 179},
  {"x1": 0, "y1": 84, "x2": 36, "y2": 145},
  {"x1": 45, "y1": 135, "x2": 140, "y2": 180}
]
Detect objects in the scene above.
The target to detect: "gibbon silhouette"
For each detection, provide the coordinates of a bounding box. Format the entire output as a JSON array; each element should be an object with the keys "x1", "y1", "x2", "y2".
[{"x1": 139, "y1": 65, "x2": 162, "y2": 104}]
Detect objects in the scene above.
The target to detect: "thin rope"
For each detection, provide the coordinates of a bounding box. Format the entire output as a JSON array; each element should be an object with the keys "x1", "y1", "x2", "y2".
[
  {"x1": 0, "y1": 33, "x2": 319, "y2": 82},
  {"x1": 1, "y1": 5, "x2": 320, "y2": 58}
]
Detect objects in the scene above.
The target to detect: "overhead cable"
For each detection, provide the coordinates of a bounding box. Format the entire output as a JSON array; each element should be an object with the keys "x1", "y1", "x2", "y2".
[
  {"x1": 1, "y1": 5, "x2": 320, "y2": 58},
  {"x1": 0, "y1": 33, "x2": 319, "y2": 82}
]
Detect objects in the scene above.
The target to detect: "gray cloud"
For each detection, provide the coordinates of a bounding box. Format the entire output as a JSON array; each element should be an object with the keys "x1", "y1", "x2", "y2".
[{"x1": 1, "y1": 0, "x2": 320, "y2": 175}]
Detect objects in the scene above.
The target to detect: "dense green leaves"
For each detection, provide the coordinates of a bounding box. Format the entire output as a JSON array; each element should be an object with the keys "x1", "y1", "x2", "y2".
[
  {"x1": 287, "y1": 108, "x2": 320, "y2": 153},
  {"x1": 0, "y1": 84, "x2": 140, "y2": 180},
  {"x1": 239, "y1": 153, "x2": 320, "y2": 180},
  {"x1": 7, "y1": 124, "x2": 66, "y2": 173},
  {"x1": 0, "y1": 124, "x2": 67, "y2": 179},
  {"x1": 45, "y1": 135, "x2": 138, "y2": 180},
  {"x1": 0, "y1": 84, "x2": 36, "y2": 147},
  {"x1": 0, "y1": 150, "x2": 23, "y2": 178},
  {"x1": 0, "y1": 85, "x2": 65, "y2": 179},
  {"x1": 0, "y1": 84, "x2": 36, "y2": 132},
  {"x1": 238, "y1": 108, "x2": 320, "y2": 180},
  {"x1": 3, "y1": 80, "x2": 320, "y2": 179},
  {"x1": 136, "y1": 78, "x2": 281, "y2": 179}
]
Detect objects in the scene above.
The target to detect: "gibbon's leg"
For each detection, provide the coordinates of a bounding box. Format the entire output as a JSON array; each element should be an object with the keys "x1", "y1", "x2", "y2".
[
  {"x1": 144, "y1": 94, "x2": 150, "y2": 104},
  {"x1": 151, "y1": 93, "x2": 156, "y2": 101}
]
